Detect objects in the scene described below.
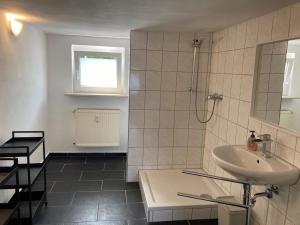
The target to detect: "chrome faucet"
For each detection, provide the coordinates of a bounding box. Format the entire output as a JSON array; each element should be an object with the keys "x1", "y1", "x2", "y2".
[{"x1": 257, "y1": 134, "x2": 272, "y2": 158}]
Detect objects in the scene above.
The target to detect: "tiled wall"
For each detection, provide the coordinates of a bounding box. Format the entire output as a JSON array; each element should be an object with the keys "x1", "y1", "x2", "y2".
[
  {"x1": 203, "y1": 3, "x2": 300, "y2": 225},
  {"x1": 254, "y1": 41, "x2": 287, "y2": 124},
  {"x1": 127, "y1": 31, "x2": 212, "y2": 181}
]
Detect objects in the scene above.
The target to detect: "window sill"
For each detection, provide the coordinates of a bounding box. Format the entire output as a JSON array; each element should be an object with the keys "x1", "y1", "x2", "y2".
[{"x1": 64, "y1": 92, "x2": 128, "y2": 97}]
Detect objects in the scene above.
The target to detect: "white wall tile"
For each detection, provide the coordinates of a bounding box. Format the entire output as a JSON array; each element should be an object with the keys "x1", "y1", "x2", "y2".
[
  {"x1": 159, "y1": 111, "x2": 174, "y2": 128},
  {"x1": 266, "y1": 204, "x2": 285, "y2": 225},
  {"x1": 162, "y1": 51, "x2": 178, "y2": 72},
  {"x1": 174, "y1": 129, "x2": 188, "y2": 147},
  {"x1": 289, "y1": 3, "x2": 300, "y2": 37},
  {"x1": 176, "y1": 72, "x2": 191, "y2": 91},
  {"x1": 172, "y1": 147, "x2": 187, "y2": 165},
  {"x1": 145, "y1": 71, "x2": 161, "y2": 90},
  {"x1": 161, "y1": 72, "x2": 177, "y2": 91},
  {"x1": 131, "y1": 31, "x2": 147, "y2": 50},
  {"x1": 131, "y1": 50, "x2": 146, "y2": 70},
  {"x1": 179, "y1": 32, "x2": 195, "y2": 52},
  {"x1": 257, "y1": 13, "x2": 273, "y2": 43},
  {"x1": 178, "y1": 52, "x2": 193, "y2": 72},
  {"x1": 145, "y1": 110, "x2": 159, "y2": 128},
  {"x1": 158, "y1": 129, "x2": 174, "y2": 147},
  {"x1": 287, "y1": 188, "x2": 300, "y2": 224},
  {"x1": 160, "y1": 91, "x2": 175, "y2": 110},
  {"x1": 175, "y1": 92, "x2": 190, "y2": 110},
  {"x1": 163, "y1": 32, "x2": 179, "y2": 51},
  {"x1": 145, "y1": 91, "x2": 160, "y2": 109},
  {"x1": 158, "y1": 147, "x2": 173, "y2": 165},
  {"x1": 130, "y1": 71, "x2": 145, "y2": 90},
  {"x1": 128, "y1": 147, "x2": 143, "y2": 165},
  {"x1": 245, "y1": 18, "x2": 258, "y2": 47},
  {"x1": 147, "y1": 32, "x2": 163, "y2": 50},
  {"x1": 144, "y1": 129, "x2": 159, "y2": 147},
  {"x1": 143, "y1": 147, "x2": 158, "y2": 166},
  {"x1": 146, "y1": 50, "x2": 162, "y2": 71},
  {"x1": 174, "y1": 111, "x2": 189, "y2": 128},
  {"x1": 235, "y1": 23, "x2": 247, "y2": 49},
  {"x1": 129, "y1": 129, "x2": 144, "y2": 147},
  {"x1": 129, "y1": 110, "x2": 144, "y2": 128},
  {"x1": 272, "y1": 7, "x2": 291, "y2": 41}
]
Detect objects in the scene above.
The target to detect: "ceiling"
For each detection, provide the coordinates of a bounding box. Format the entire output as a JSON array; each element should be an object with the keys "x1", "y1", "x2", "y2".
[{"x1": 0, "y1": 0, "x2": 299, "y2": 37}]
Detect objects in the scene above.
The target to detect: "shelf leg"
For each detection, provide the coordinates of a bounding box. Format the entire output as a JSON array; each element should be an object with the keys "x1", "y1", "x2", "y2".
[
  {"x1": 42, "y1": 138, "x2": 48, "y2": 207},
  {"x1": 27, "y1": 151, "x2": 33, "y2": 225}
]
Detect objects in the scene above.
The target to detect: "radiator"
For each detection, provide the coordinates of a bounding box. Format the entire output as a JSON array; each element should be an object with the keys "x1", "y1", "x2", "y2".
[{"x1": 74, "y1": 108, "x2": 120, "y2": 147}]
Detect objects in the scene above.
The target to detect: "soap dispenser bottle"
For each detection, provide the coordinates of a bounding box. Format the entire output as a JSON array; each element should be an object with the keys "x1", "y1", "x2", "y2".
[{"x1": 247, "y1": 131, "x2": 257, "y2": 151}]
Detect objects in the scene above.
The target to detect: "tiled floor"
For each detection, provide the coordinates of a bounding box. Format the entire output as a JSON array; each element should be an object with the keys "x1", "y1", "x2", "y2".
[{"x1": 34, "y1": 155, "x2": 217, "y2": 225}]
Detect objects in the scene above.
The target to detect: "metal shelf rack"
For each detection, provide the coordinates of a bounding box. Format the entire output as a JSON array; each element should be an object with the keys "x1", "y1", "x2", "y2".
[{"x1": 0, "y1": 131, "x2": 48, "y2": 225}]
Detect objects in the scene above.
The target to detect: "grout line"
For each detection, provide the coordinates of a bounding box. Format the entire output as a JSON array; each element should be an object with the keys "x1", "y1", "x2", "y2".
[
  {"x1": 48, "y1": 181, "x2": 56, "y2": 193},
  {"x1": 100, "y1": 180, "x2": 103, "y2": 191},
  {"x1": 78, "y1": 171, "x2": 83, "y2": 181},
  {"x1": 69, "y1": 192, "x2": 76, "y2": 206}
]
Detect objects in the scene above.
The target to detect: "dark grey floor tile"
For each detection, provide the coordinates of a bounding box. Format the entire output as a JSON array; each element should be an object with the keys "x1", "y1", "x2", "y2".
[
  {"x1": 63, "y1": 163, "x2": 104, "y2": 172},
  {"x1": 72, "y1": 192, "x2": 100, "y2": 205},
  {"x1": 127, "y1": 203, "x2": 146, "y2": 219},
  {"x1": 99, "y1": 191, "x2": 126, "y2": 204},
  {"x1": 126, "y1": 182, "x2": 140, "y2": 190},
  {"x1": 128, "y1": 220, "x2": 189, "y2": 225},
  {"x1": 126, "y1": 190, "x2": 142, "y2": 203},
  {"x1": 48, "y1": 157, "x2": 86, "y2": 164},
  {"x1": 189, "y1": 219, "x2": 218, "y2": 225},
  {"x1": 128, "y1": 219, "x2": 148, "y2": 225},
  {"x1": 51, "y1": 181, "x2": 102, "y2": 192},
  {"x1": 47, "y1": 171, "x2": 81, "y2": 181},
  {"x1": 102, "y1": 180, "x2": 125, "y2": 190},
  {"x1": 82, "y1": 171, "x2": 125, "y2": 181},
  {"x1": 46, "y1": 162, "x2": 64, "y2": 172},
  {"x1": 47, "y1": 192, "x2": 74, "y2": 206},
  {"x1": 104, "y1": 162, "x2": 126, "y2": 171},
  {"x1": 32, "y1": 181, "x2": 54, "y2": 192},
  {"x1": 35, "y1": 205, "x2": 97, "y2": 223},
  {"x1": 98, "y1": 204, "x2": 128, "y2": 220},
  {"x1": 64, "y1": 222, "x2": 127, "y2": 225},
  {"x1": 85, "y1": 157, "x2": 106, "y2": 164}
]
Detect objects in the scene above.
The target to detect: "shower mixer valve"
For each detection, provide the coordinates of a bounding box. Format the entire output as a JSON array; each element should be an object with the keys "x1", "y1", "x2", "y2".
[{"x1": 207, "y1": 93, "x2": 223, "y2": 101}]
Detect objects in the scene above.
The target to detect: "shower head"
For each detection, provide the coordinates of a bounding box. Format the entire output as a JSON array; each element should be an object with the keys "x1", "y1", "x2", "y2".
[{"x1": 192, "y1": 39, "x2": 202, "y2": 48}]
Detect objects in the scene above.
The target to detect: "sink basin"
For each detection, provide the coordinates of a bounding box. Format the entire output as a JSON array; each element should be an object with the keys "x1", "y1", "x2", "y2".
[{"x1": 212, "y1": 145, "x2": 299, "y2": 185}]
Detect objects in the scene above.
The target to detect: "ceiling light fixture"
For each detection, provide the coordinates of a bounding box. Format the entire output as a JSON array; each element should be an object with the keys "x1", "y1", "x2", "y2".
[{"x1": 6, "y1": 13, "x2": 24, "y2": 36}]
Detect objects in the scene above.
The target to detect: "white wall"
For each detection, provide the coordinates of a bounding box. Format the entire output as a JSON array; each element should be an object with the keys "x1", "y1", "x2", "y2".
[
  {"x1": 0, "y1": 12, "x2": 48, "y2": 163},
  {"x1": 0, "y1": 11, "x2": 47, "y2": 201},
  {"x1": 46, "y1": 34, "x2": 129, "y2": 153}
]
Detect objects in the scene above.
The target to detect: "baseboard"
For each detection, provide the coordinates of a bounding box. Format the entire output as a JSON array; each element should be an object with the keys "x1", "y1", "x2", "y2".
[{"x1": 48, "y1": 152, "x2": 126, "y2": 158}]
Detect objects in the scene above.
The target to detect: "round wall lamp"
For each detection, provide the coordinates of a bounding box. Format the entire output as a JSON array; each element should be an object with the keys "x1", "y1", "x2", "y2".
[{"x1": 9, "y1": 19, "x2": 23, "y2": 36}]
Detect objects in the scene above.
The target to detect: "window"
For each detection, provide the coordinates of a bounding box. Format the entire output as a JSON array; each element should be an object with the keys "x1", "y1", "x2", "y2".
[{"x1": 72, "y1": 45, "x2": 125, "y2": 94}]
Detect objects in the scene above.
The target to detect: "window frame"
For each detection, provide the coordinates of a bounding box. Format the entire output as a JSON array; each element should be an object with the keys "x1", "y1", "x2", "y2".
[{"x1": 72, "y1": 45, "x2": 125, "y2": 94}]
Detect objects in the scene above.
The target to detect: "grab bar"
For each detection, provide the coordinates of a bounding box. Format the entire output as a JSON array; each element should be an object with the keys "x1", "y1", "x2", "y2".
[
  {"x1": 182, "y1": 170, "x2": 251, "y2": 185},
  {"x1": 177, "y1": 192, "x2": 249, "y2": 209},
  {"x1": 178, "y1": 170, "x2": 252, "y2": 225}
]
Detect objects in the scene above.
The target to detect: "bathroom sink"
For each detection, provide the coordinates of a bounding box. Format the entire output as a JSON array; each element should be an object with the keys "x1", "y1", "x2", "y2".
[{"x1": 212, "y1": 145, "x2": 299, "y2": 185}]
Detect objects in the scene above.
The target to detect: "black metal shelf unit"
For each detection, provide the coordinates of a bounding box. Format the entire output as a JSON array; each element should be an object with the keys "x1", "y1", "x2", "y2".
[
  {"x1": 0, "y1": 158, "x2": 20, "y2": 225},
  {"x1": 0, "y1": 131, "x2": 48, "y2": 225}
]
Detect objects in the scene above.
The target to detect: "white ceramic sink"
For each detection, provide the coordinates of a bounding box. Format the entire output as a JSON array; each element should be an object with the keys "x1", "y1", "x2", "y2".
[{"x1": 212, "y1": 145, "x2": 299, "y2": 185}]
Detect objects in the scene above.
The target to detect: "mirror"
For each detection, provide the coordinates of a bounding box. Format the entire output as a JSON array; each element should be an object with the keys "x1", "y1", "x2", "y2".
[{"x1": 253, "y1": 39, "x2": 300, "y2": 132}]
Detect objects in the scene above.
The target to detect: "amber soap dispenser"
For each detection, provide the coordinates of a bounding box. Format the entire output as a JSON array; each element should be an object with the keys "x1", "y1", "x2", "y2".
[{"x1": 247, "y1": 131, "x2": 257, "y2": 151}]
